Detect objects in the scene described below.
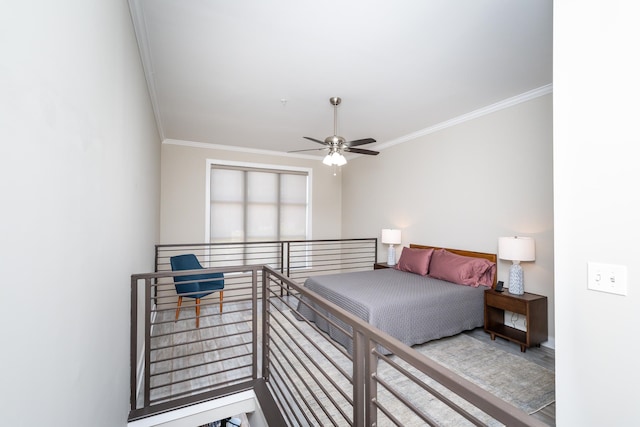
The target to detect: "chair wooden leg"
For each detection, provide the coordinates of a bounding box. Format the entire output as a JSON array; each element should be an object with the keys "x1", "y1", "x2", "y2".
[
  {"x1": 219, "y1": 291, "x2": 224, "y2": 313},
  {"x1": 175, "y1": 296, "x2": 183, "y2": 322},
  {"x1": 195, "y1": 298, "x2": 201, "y2": 328}
]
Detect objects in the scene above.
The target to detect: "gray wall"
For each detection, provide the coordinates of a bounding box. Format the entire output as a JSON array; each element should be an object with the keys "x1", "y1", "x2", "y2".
[
  {"x1": 342, "y1": 94, "x2": 555, "y2": 343},
  {"x1": 160, "y1": 141, "x2": 344, "y2": 244},
  {"x1": 0, "y1": 1, "x2": 160, "y2": 426}
]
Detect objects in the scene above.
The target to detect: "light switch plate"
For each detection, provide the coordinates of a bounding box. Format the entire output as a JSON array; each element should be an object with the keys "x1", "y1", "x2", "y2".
[{"x1": 587, "y1": 262, "x2": 628, "y2": 296}]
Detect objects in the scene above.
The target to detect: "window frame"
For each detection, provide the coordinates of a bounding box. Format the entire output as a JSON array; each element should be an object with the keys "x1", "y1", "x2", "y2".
[{"x1": 205, "y1": 159, "x2": 313, "y2": 244}]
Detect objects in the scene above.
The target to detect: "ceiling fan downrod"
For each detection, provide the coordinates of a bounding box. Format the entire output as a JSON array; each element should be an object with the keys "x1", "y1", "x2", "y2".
[{"x1": 330, "y1": 97, "x2": 341, "y2": 137}]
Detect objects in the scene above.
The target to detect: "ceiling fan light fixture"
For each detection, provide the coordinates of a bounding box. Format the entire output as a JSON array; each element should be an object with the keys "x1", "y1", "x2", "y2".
[{"x1": 323, "y1": 151, "x2": 347, "y2": 166}]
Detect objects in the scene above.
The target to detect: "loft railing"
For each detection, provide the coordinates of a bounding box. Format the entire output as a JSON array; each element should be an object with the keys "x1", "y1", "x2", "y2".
[
  {"x1": 154, "y1": 238, "x2": 378, "y2": 283},
  {"x1": 262, "y1": 268, "x2": 547, "y2": 427},
  {"x1": 129, "y1": 243, "x2": 546, "y2": 426}
]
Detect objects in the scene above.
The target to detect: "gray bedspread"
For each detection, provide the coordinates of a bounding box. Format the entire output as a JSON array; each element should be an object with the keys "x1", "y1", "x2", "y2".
[{"x1": 295, "y1": 268, "x2": 486, "y2": 354}]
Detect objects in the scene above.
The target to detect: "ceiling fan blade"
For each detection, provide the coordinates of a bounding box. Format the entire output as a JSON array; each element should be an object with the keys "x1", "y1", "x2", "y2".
[
  {"x1": 346, "y1": 138, "x2": 376, "y2": 147},
  {"x1": 288, "y1": 147, "x2": 328, "y2": 153},
  {"x1": 344, "y1": 147, "x2": 379, "y2": 156},
  {"x1": 303, "y1": 136, "x2": 328, "y2": 145}
]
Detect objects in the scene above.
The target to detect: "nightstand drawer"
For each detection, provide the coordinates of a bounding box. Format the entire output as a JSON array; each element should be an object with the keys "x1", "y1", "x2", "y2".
[{"x1": 485, "y1": 292, "x2": 526, "y2": 313}]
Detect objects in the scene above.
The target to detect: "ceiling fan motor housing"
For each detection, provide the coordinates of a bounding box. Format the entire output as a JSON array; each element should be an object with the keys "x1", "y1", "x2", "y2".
[{"x1": 325, "y1": 135, "x2": 346, "y2": 147}]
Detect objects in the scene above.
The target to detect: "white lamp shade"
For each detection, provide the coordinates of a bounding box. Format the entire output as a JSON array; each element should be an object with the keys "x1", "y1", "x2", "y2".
[
  {"x1": 323, "y1": 151, "x2": 347, "y2": 166},
  {"x1": 334, "y1": 152, "x2": 347, "y2": 166},
  {"x1": 381, "y1": 229, "x2": 402, "y2": 245},
  {"x1": 498, "y1": 236, "x2": 535, "y2": 262}
]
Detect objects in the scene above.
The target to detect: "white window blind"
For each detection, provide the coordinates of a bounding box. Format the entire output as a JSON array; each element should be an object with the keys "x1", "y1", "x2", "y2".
[{"x1": 209, "y1": 164, "x2": 309, "y2": 243}]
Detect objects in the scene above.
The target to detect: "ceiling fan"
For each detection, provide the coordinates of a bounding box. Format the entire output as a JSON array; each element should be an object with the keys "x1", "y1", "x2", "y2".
[{"x1": 290, "y1": 97, "x2": 378, "y2": 166}]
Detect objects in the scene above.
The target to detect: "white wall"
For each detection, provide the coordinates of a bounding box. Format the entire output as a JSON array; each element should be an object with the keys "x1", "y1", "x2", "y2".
[
  {"x1": 0, "y1": 2, "x2": 160, "y2": 426},
  {"x1": 555, "y1": 1, "x2": 640, "y2": 425},
  {"x1": 342, "y1": 94, "x2": 555, "y2": 343},
  {"x1": 160, "y1": 141, "x2": 343, "y2": 243}
]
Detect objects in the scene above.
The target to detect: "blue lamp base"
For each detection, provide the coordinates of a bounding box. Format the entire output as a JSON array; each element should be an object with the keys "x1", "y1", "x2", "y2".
[{"x1": 508, "y1": 262, "x2": 524, "y2": 295}]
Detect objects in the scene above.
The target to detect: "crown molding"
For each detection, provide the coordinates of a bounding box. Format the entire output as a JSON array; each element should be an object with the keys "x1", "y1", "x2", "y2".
[
  {"x1": 162, "y1": 139, "x2": 321, "y2": 160},
  {"x1": 374, "y1": 84, "x2": 553, "y2": 151},
  {"x1": 128, "y1": 0, "x2": 166, "y2": 140}
]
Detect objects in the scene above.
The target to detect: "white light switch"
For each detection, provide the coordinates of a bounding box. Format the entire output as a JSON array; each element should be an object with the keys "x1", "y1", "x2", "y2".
[{"x1": 587, "y1": 262, "x2": 628, "y2": 296}]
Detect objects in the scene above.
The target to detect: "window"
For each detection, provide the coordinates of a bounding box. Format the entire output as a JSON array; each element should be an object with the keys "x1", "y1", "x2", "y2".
[{"x1": 208, "y1": 162, "x2": 310, "y2": 244}]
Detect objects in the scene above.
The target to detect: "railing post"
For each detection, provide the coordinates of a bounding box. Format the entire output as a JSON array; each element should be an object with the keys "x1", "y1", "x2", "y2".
[
  {"x1": 252, "y1": 267, "x2": 259, "y2": 379},
  {"x1": 286, "y1": 241, "x2": 291, "y2": 278},
  {"x1": 130, "y1": 276, "x2": 138, "y2": 411},
  {"x1": 374, "y1": 238, "x2": 378, "y2": 265},
  {"x1": 143, "y1": 278, "x2": 152, "y2": 408},
  {"x1": 353, "y1": 330, "x2": 365, "y2": 426},
  {"x1": 261, "y1": 267, "x2": 270, "y2": 382},
  {"x1": 366, "y1": 337, "x2": 378, "y2": 426}
]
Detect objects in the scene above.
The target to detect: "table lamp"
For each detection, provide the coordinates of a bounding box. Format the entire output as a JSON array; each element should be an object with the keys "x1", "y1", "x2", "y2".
[
  {"x1": 498, "y1": 236, "x2": 535, "y2": 295},
  {"x1": 381, "y1": 229, "x2": 402, "y2": 266}
]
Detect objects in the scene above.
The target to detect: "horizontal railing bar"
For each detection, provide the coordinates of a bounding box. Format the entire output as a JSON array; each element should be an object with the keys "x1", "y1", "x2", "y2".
[
  {"x1": 267, "y1": 286, "x2": 352, "y2": 363},
  {"x1": 156, "y1": 238, "x2": 376, "y2": 249},
  {"x1": 150, "y1": 346, "x2": 252, "y2": 373},
  {"x1": 268, "y1": 346, "x2": 340, "y2": 427},
  {"x1": 267, "y1": 293, "x2": 353, "y2": 382},
  {"x1": 149, "y1": 313, "x2": 252, "y2": 339},
  {"x1": 268, "y1": 362, "x2": 316, "y2": 427},
  {"x1": 287, "y1": 294, "x2": 354, "y2": 358},
  {"x1": 148, "y1": 375, "x2": 254, "y2": 405},
  {"x1": 268, "y1": 312, "x2": 353, "y2": 407},
  {"x1": 374, "y1": 349, "x2": 484, "y2": 425},
  {"x1": 288, "y1": 248, "x2": 375, "y2": 255},
  {"x1": 151, "y1": 362, "x2": 253, "y2": 392},
  {"x1": 289, "y1": 264, "x2": 373, "y2": 274},
  {"x1": 371, "y1": 394, "x2": 412, "y2": 427},
  {"x1": 268, "y1": 333, "x2": 352, "y2": 426},
  {"x1": 150, "y1": 328, "x2": 251, "y2": 353},
  {"x1": 374, "y1": 374, "x2": 449, "y2": 426}
]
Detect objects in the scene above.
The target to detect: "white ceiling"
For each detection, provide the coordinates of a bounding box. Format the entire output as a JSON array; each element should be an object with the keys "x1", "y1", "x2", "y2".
[{"x1": 129, "y1": 0, "x2": 552, "y2": 157}]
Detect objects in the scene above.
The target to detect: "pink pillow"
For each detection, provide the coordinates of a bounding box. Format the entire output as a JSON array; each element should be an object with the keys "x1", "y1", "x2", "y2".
[
  {"x1": 428, "y1": 249, "x2": 495, "y2": 287},
  {"x1": 395, "y1": 247, "x2": 434, "y2": 276}
]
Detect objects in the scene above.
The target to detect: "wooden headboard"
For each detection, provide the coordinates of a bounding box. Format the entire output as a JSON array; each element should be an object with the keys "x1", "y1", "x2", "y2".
[{"x1": 409, "y1": 243, "x2": 498, "y2": 288}]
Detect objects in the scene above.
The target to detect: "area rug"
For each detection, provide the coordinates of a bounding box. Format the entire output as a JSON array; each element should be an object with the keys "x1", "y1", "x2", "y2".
[
  {"x1": 372, "y1": 334, "x2": 555, "y2": 426},
  {"x1": 269, "y1": 310, "x2": 555, "y2": 426},
  {"x1": 411, "y1": 334, "x2": 555, "y2": 415}
]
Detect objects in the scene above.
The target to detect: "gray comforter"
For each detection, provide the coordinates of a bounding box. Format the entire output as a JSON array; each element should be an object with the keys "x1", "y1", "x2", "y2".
[{"x1": 296, "y1": 268, "x2": 486, "y2": 354}]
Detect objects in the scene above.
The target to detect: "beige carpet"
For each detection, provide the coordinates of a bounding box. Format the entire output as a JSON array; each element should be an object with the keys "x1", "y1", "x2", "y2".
[{"x1": 269, "y1": 310, "x2": 555, "y2": 426}]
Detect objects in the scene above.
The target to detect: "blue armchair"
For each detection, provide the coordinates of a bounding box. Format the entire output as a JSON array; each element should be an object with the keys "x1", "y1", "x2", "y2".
[{"x1": 170, "y1": 254, "x2": 224, "y2": 328}]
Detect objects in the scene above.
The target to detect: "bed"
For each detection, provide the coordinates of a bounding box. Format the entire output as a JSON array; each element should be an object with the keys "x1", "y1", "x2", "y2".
[{"x1": 295, "y1": 244, "x2": 497, "y2": 354}]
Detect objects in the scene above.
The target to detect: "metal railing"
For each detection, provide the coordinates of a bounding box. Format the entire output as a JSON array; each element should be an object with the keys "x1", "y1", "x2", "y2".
[
  {"x1": 154, "y1": 238, "x2": 378, "y2": 283},
  {"x1": 262, "y1": 268, "x2": 548, "y2": 427},
  {"x1": 129, "y1": 243, "x2": 547, "y2": 426},
  {"x1": 129, "y1": 265, "x2": 262, "y2": 419}
]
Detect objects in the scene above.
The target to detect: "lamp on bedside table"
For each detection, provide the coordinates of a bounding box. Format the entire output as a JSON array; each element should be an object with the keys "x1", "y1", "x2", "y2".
[
  {"x1": 498, "y1": 236, "x2": 535, "y2": 295},
  {"x1": 381, "y1": 229, "x2": 402, "y2": 266}
]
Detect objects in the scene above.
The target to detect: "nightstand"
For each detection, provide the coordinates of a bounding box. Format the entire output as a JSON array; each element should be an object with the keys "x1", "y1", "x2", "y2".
[
  {"x1": 484, "y1": 289, "x2": 548, "y2": 352},
  {"x1": 373, "y1": 262, "x2": 393, "y2": 270}
]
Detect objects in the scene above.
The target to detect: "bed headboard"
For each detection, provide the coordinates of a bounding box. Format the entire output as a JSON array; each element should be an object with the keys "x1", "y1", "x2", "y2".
[{"x1": 409, "y1": 244, "x2": 498, "y2": 288}]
